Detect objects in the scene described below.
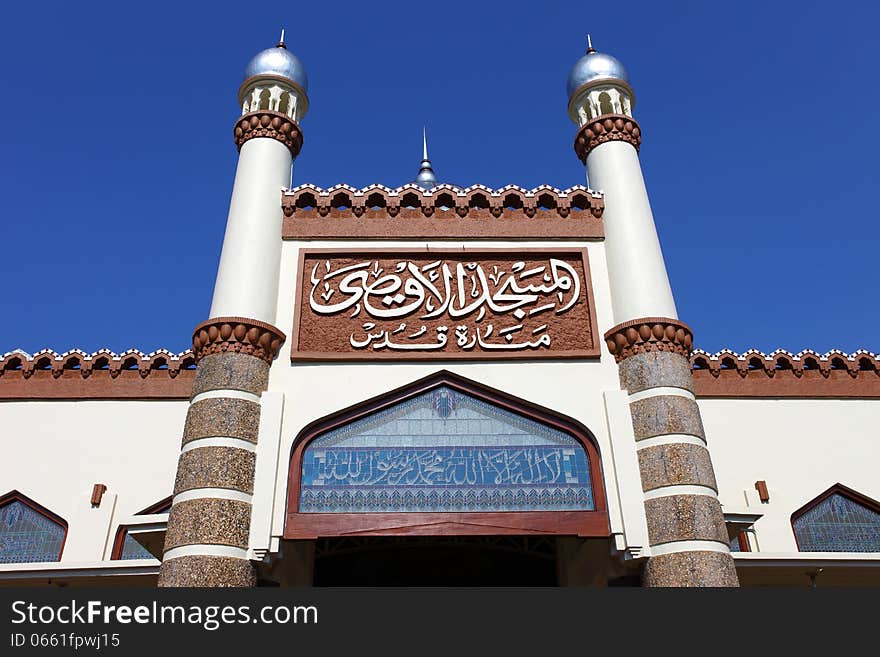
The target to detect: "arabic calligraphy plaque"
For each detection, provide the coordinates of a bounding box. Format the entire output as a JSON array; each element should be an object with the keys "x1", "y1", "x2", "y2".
[{"x1": 292, "y1": 249, "x2": 599, "y2": 360}]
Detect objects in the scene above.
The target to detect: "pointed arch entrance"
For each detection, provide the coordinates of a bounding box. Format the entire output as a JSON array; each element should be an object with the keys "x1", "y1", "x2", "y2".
[{"x1": 285, "y1": 371, "x2": 609, "y2": 540}]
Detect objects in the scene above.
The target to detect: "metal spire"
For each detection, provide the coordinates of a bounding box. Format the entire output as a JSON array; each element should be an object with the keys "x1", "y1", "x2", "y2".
[
  {"x1": 586, "y1": 33, "x2": 595, "y2": 53},
  {"x1": 278, "y1": 28, "x2": 286, "y2": 49},
  {"x1": 414, "y1": 126, "x2": 438, "y2": 190}
]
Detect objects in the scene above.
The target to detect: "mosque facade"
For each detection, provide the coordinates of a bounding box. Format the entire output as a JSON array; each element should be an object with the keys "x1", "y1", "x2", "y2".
[{"x1": 1, "y1": 37, "x2": 878, "y2": 587}]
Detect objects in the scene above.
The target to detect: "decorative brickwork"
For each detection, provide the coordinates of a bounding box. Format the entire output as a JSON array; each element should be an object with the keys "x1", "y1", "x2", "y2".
[
  {"x1": 233, "y1": 110, "x2": 303, "y2": 156},
  {"x1": 281, "y1": 184, "x2": 605, "y2": 239},
  {"x1": 0, "y1": 348, "x2": 194, "y2": 379},
  {"x1": 574, "y1": 114, "x2": 641, "y2": 162},
  {"x1": 604, "y1": 317, "x2": 694, "y2": 363},
  {"x1": 192, "y1": 317, "x2": 286, "y2": 364}
]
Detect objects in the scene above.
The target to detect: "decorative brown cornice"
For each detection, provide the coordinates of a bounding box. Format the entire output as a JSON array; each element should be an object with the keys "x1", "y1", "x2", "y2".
[
  {"x1": 574, "y1": 114, "x2": 641, "y2": 163},
  {"x1": 690, "y1": 349, "x2": 880, "y2": 397},
  {"x1": 192, "y1": 317, "x2": 286, "y2": 364},
  {"x1": 233, "y1": 111, "x2": 303, "y2": 157},
  {"x1": 0, "y1": 349, "x2": 196, "y2": 399},
  {"x1": 281, "y1": 184, "x2": 605, "y2": 239},
  {"x1": 604, "y1": 317, "x2": 694, "y2": 363},
  {"x1": 0, "y1": 348, "x2": 195, "y2": 379},
  {"x1": 1, "y1": 345, "x2": 877, "y2": 400}
]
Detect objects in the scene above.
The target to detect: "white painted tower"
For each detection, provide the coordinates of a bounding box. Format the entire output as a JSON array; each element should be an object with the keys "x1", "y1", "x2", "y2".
[
  {"x1": 210, "y1": 32, "x2": 310, "y2": 323},
  {"x1": 159, "y1": 35, "x2": 309, "y2": 587},
  {"x1": 568, "y1": 38, "x2": 676, "y2": 324},
  {"x1": 568, "y1": 39, "x2": 739, "y2": 587}
]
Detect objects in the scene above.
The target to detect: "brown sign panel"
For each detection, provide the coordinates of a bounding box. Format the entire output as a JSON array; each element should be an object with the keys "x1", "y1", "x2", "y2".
[{"x1": 291, "y1": 248, "x2": 599, "y2": 361}]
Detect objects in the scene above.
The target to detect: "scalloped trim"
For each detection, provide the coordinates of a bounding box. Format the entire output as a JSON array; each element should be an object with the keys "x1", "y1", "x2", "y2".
[
  {"x1": 691, "y1": 349, "x2": 880, "y2": 377},
  {"x1": 0, "y1": 349, "x2": 195, "y2": 379},
  {"x1": 281, "y1": 184, "x2": 604, "y2": 219}
]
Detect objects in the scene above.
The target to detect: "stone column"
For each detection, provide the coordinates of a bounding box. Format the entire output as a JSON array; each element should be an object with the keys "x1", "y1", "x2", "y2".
[
  {"x1": 605, "y1": 318, "x2": 738, "y2": 586},
  {"x1": 158, "y1": 318, "x2": 284, "y2": 586},
  {"x1": 157, "y1": 101, "x2": 302, "y2": 587}
]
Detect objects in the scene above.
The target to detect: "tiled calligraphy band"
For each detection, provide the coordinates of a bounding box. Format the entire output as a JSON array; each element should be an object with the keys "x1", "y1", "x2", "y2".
[
  {"x1": 233, "y1": 110, "x2": 303, "y2": 158},
  {"x1": 574, "y1": 114, "x2": 642, "y2": 163}
]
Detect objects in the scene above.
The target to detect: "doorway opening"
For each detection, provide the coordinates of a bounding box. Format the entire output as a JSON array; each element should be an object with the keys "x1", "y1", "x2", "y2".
[{"x1": 313, "y1": 536, "x2": 558, "y2": 586}]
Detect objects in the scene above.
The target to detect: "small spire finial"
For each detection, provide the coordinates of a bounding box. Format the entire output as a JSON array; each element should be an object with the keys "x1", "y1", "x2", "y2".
[
  {"x1": 586, "y1": 34, "x2": 596, "y2": 54},
  {"x1": 414, "y1": 126, "x2": 437, "y2": 189},
  {"x1": 278, "y1": 28, "x2": 286, "y2": 49}
]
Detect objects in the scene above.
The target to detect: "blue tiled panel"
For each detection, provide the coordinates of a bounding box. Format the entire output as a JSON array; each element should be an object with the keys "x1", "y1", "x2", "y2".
[
  {"x1": 119, "y1": 533, "x2": 154, "y2": 560},
  {"x1": 300, "y1": 386, "x2": 594, "y2": 513},
  {"x1": 793, "y1": 493, "x2": 880, "y2": 552},
  {"x1": 0, "y1": 501, "x2": 65, "y2": 564}
]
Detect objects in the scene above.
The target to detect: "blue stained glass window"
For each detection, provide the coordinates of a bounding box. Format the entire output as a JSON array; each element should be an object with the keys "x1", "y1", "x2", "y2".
[
  {"x1": 0, "y1": 500, "x2": 65, "y2": 564},
  {"x1": 119, "y1": 533, "x2": 155, "y2": 560},
  {"x1": 300, "y1": 386, "x2": 594, "y2": 513},
  {"x1": 793, "y1": 493, "x2": 880, "y2": 552}
]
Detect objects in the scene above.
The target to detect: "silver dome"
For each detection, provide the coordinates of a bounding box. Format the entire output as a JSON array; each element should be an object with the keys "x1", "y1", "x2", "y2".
[
  {"x1": 566, "y1": 50, "x2": 628, "y2": 98},
  {"x1": 244, "y1": 46, "x2": 309, "y2": 91}
]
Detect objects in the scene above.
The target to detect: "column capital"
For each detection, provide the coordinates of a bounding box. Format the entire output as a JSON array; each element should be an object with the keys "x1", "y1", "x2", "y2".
[
  {"x1": 233, "y1": 110, "x2": 303, "y2": 157},
  {"x1": 604, "y1": 317, "x2": 693, "y2": 363},
  {"x1": 574, "y1": 114, "x2": 641, "y2": 163},
  {"x1": 192, "y1": 317, "x2": 286, "y2": 364}
]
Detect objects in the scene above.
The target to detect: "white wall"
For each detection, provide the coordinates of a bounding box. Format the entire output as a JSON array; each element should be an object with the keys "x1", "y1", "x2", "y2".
[
  {"x1": 700, "y1": 398, "x2": 880, "y2": 552},
  {"x1": 266, "y1": 239, "x2": 637, "y2": 548},
  {"x1": 0, "y1": 400, "x2": 185, "y2": 562}
]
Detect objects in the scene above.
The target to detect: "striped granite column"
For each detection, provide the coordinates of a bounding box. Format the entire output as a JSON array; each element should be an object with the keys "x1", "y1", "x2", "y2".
[
  {"x1": 606, "y1": 318, "x2": 739, "y2": 587},
  {"x1": 158, "y1": 318, "x2": 284, "y2": 587}
]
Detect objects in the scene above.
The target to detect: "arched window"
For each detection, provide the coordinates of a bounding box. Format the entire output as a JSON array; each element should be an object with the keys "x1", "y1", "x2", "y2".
[
  {"x1": 598, "y1": 92, "x2": 613, "y2": 115},
  {"x1": 111, "y1": 496, "x2": 171, "y2": 560},
  {"x1": 287, "y1": 372, "x2": 608, "y2": 539},
  {"x1": 792, "y1": 484, "x2": 880, "y2": 552},
  {"x1": 0, "y1": 491, "x2": 67, "y2": 563}
]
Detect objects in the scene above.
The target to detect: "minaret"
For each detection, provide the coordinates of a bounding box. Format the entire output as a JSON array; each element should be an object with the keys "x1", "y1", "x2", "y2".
[
  {"x1": 158, "y1": 34, "x2": 309, "y2": 587},
  {"x1": 567, "y1": 39, "x2": 739, "y2": 586}
]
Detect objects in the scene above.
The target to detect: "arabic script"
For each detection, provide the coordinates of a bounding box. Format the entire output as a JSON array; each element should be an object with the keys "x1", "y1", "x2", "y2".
[
  {"x1": 307, "y1": 257, "x2": 584, "y2": 352},
  {"x1": 304, "y1": 447, "x2": 587, "y2": 487}
]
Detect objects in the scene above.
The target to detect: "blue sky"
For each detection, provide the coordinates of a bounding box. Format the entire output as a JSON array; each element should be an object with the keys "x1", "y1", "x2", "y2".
[{"x1": 1, "y1": 1, "x2": 877, "y2": 355}]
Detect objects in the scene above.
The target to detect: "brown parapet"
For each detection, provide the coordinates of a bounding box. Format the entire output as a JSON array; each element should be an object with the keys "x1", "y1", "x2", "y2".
[
  {"x1": 233, "y1": 110, "x2": 303, "y2": 157},
  {"x1": 690, "y1": 349, "x2": 880, "y2": 398},
  {"x1": 604, "y1": 317, "x2": 694, "y2": 364},
  {"x1": 281, "y1": 184, "x2": 604, "y2": 240},
  {"x1": 0, "y1": 369, "x2": 195, "y2": 400},
  {"x1": 574, "y1": 114, "x2": 641, "y2": 162},
  {"x1": 192, "y1": 317, "x2": 286, "y2": 364}
]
